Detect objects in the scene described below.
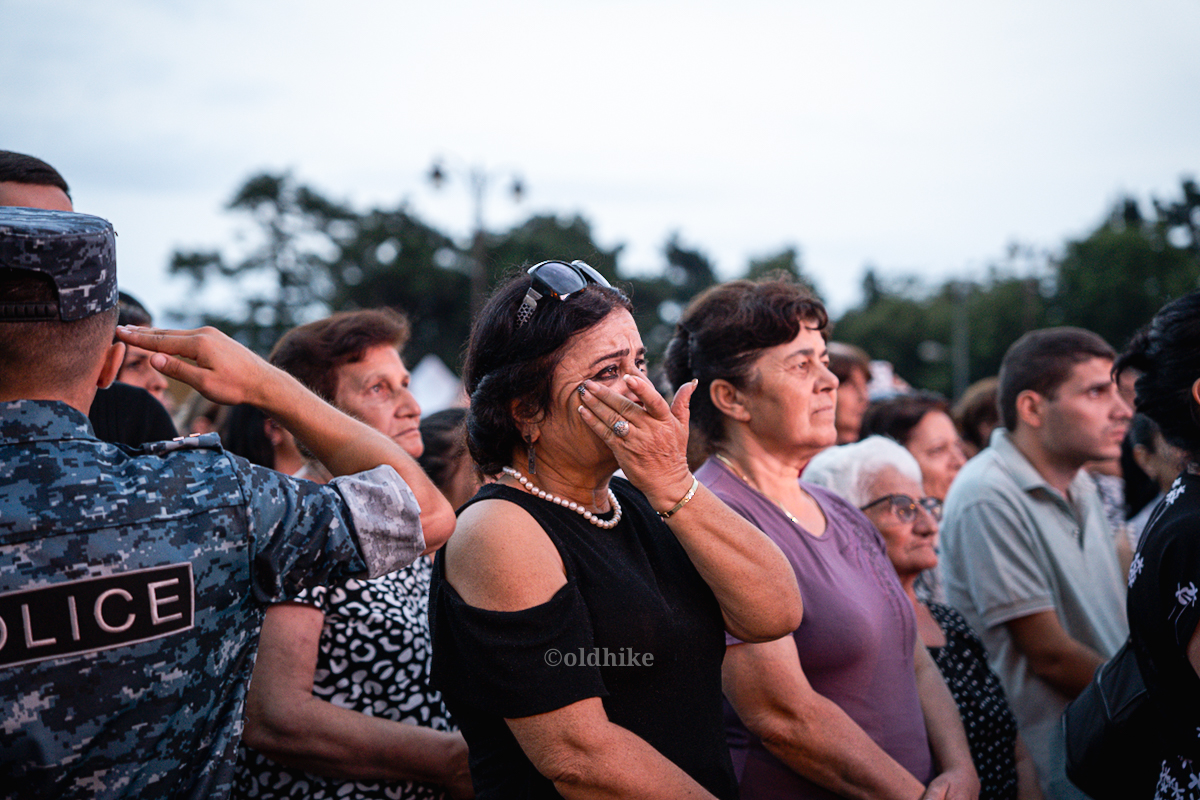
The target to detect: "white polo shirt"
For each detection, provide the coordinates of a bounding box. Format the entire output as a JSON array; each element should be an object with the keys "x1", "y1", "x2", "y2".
[{"x1": 940, "y1": 428, "x2": 1128, "y2": 799}]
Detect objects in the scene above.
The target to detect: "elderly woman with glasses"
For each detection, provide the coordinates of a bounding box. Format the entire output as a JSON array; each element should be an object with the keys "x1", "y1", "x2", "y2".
[
  {"x1": 429, "y1": 261, "x2": 802, "y2": 799},
  {"x1": 664, "y1": 278, "x2": 977, "y2": 800},
  {"x1": 805, "y1": 436, "x2": 1041, "y2": 800}
]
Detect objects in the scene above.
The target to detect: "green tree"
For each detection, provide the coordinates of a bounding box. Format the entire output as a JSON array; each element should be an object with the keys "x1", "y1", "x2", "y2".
[
  {"x1": 169, "y1": 172, "x2": 356, "y2": 353},
  {"x1": 743, "y1": 246, "x2": 821, "y2": 301},
  {"x1": 833, "y1": 261, "x2": 1052, "y2": 399},
  {"x1": 830, "y1": 180, "x2": 1200, "y2": 400},
  {"x1": 620, "y1": 234, "x2": 721, "y2": 371},
  {"x1": 170, "y1": 177, "x2": 637, "y2": 372},
  {"x1": 484, "y1": 214, "x2": 622, "y2": 288},
  {"x1": 1153, "y1": 177, "x2": 1200, "y2": 256},
  {"x1": 965, "y1": 273, "x2": 1049, "y2": 380},
  {"x1": 385, "y1": 212, "x2": 623, "y2": 370},
  {"x1": 327, "y1": 206, "x2": 463, "y2": 370},
  {"x1": 174, "y1": 170, "x2": 1200, "y2": 392},
  {"x1": 1050, "y1": 189, "x2": 1200, "y2": 351},
  {"x1": 662, "y1": 233, "x2": 716, "y2": 295},
  {"x1": 833, "y1": 273, "x2": 953, "y2": 395}
]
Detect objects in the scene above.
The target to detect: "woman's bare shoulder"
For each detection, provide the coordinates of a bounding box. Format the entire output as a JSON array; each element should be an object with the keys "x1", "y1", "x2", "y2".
[{"x1": 443, "y1": 495, "x2": 568, "y2": 612}]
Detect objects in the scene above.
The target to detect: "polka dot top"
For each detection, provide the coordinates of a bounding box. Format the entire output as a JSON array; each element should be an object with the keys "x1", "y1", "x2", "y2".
[{"x1": 928, "y1": 602, "x2": 1020, "y2": 800}]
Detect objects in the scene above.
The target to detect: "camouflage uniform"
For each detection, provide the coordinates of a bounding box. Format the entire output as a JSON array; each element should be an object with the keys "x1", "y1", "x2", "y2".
[
  {"x1": 0, "y1": 399, "x2": 427, "y2": 799},
  {"x1": 0, "y1": 207, "x2": 429, "y2": 798}
]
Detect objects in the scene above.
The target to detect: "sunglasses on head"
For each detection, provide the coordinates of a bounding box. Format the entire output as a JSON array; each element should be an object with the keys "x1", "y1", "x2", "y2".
[
  {"x1": 860, "y1": 493, "x2": 943, "y2": 523},
  {"x1": 515, "y1": 260, "x2": 614, "y2": 328}
]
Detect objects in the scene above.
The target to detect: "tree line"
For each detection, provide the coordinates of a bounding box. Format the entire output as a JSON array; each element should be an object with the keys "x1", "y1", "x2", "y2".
[{"x1": 172, "y1": 173, "x2": 1200, "y2": 399}]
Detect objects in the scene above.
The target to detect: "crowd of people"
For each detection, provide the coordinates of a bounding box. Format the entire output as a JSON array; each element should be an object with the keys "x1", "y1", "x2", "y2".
[{"x1": 3, "y1": 148, "x2": 1200, "y2": 800}]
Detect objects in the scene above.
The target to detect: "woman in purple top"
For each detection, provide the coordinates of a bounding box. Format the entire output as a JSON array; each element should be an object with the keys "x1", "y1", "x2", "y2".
[
  {"x1": 664, "y1": 278, "x2": 978, "y2": 800},
  {"x1": 805, "y1": 436, "x2": 1041, "y2": 800}
]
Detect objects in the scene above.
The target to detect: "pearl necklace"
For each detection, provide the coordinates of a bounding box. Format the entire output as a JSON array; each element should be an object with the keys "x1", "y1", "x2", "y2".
[{"x1": 501, "y1": 466, "x2": 623, "y2": 530}]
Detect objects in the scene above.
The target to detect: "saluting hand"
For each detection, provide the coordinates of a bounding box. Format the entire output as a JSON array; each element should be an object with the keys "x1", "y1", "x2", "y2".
[{"x1": 115, "y1": 325, "x2": 278, "y2": 408}]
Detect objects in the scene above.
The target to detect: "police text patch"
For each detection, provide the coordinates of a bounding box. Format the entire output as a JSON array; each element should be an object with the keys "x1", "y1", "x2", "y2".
[{"x1": 0, "y1": 563, "x2": 194, "y2": 668}]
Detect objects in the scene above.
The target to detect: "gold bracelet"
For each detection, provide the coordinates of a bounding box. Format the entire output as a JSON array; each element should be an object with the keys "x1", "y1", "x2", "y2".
[{"x1": 658, "y1": 476, "x2": 699, "y2": 520}]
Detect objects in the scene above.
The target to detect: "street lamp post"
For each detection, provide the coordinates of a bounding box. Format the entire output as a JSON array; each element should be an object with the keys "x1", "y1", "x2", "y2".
[
  {"x1": 428, "y1": 160, "x2": 524, "y2": 318},
  {"x1": 950, "y1": 280, "x2": 971, "y2": 400}
]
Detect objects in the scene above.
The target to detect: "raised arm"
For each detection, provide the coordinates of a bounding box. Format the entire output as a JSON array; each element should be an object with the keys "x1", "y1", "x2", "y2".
[
  {"x1": 722, "y1": 636, "x2": 928, "y2": 800},
  {"x1": 115, "y1": 325, "x2": 454, "y2": 550},
  {"x1": 577, "y1": 373, "x2": 802, "y2": 642}
]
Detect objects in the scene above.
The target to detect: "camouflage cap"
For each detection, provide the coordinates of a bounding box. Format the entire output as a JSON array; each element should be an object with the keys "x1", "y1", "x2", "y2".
[{"x1": 0, "y1": 206, "x2": 117, "y2": 321}]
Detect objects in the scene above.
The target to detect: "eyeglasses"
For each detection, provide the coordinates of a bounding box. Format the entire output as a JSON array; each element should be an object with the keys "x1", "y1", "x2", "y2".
[
  {"x1": 860, "y1": 494, "x2": 943, "y2": 523},
  {"x1": 515, "y1": 260, "x2": 613, "y2": 328}
]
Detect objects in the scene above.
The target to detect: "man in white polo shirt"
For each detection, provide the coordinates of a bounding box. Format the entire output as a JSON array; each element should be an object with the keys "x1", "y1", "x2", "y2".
[{"x1": 940, "y1": 327, "x2": 1131, "y2": 799}]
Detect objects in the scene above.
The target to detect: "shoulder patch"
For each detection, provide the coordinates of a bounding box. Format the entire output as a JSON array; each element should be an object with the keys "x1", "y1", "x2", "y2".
[{"x1": 140, "y1": 432, "x2": 223, "y2": 455}]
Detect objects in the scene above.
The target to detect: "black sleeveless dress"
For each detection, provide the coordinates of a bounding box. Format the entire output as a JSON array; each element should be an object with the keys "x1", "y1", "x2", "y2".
[{"x1": 429, "y1": 477, "x2": 737, "y2": 799}]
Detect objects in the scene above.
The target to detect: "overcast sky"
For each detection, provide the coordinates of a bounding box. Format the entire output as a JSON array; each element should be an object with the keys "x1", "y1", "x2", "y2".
[{"x1": 4, "y1": 0, "x2": 1198, "y2": 323}]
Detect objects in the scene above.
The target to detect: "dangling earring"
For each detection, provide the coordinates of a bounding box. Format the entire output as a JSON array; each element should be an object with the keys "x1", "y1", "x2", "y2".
[{"x1": 526, "y1": 434, "x2": 537, "y2": 474}]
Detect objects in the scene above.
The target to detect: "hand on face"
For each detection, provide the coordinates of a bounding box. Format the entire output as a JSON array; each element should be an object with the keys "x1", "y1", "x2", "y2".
[
  {"x1": 577, "y1": 371, "x2": 696, "y2": 509},
  {"x1": 525, "y1": 309, "x2": 692, "y2": 508}
]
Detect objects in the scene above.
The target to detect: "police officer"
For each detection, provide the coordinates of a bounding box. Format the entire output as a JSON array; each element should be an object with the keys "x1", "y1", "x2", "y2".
[
  {"x1": 0, "y1": 207, "x2": 455, "y2": 800},
  {"x1": 0, "y1": 148, "x2": 177, "y2": 446}
]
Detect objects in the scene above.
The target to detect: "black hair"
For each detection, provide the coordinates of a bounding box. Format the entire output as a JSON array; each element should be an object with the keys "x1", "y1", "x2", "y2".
[
  {"x1": 860, "y1": 392, "x2": 952, "y2": 446},
  {"x1": 0, "y1": 151, "x2": 71, "y2": 198},
  {"x1": 417, "y1": 407, "x2": 469, "y2": 492},
  {"x1": 1115, "y1": 291, "x2": 1200, "y2": 457},
  {"x1": 218, "y1": 403, "x2": 275, "y2": 468},
  {"x1": 462, "y1": 268, "x2": 632, "y2": 475},
  {"x1": 1127, "y1": 413, "x2": 1162, "y2": 452},
  {"x1": 0, "y1": 268, "x2": 115, "y2": 389},
  {"x1": 998, "y1": 327, "x2": 1115, "y2": 431},
  {"x1": 662, "y1": 277, "x2": 828, "y2": 447},
  {"x1": 117, "y1": 291, "x2": 152, "y2": 327}
]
